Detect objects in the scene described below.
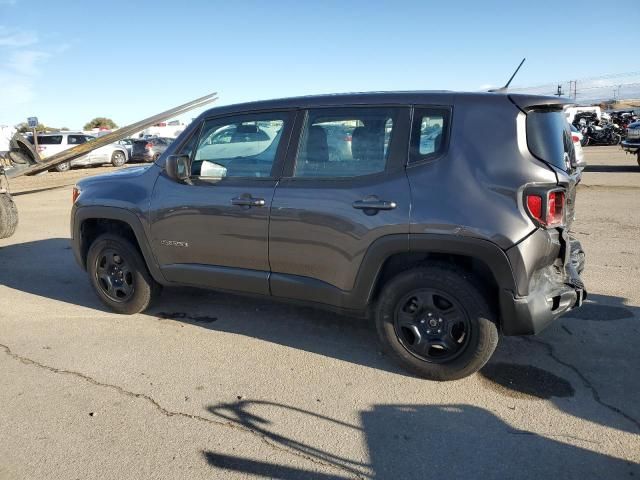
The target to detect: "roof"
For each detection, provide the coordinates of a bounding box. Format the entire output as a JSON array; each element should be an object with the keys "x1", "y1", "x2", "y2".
[{"x1": 198, "y1": 90, "x2": 573, "y2": 117}]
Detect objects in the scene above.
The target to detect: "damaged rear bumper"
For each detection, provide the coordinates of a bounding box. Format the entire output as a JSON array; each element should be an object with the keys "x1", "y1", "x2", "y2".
[{"x1": 501, "y1": 230, "x2": 586, "y2": 336}]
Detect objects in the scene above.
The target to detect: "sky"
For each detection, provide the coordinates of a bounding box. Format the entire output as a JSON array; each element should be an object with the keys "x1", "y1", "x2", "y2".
[{"x1": 1, "y1": 0, "x2": 639, "y2": 129}]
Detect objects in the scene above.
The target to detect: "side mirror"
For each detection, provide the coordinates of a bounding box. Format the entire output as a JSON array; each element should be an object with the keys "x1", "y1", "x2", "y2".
[{"x1": 165, "y1": 154, "x2": 190, "y2": 181}]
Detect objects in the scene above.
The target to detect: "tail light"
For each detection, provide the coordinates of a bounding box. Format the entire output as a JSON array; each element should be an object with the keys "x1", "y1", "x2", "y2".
[
  {"x1": 72, "y1": 186, "x2": 81, "y2": 203},
  {"x1": 571, "y1": 134, "x2": 580, "y2": 143},
  {"x1": 145, "y1": 142, "x2": 153, "y2": 149},
  {"x1": 344, "y1": 134, "x2": 352, "y2": 142},
  {"x1": 525, "y1": 189, "x2": 565, "y2": 227}
]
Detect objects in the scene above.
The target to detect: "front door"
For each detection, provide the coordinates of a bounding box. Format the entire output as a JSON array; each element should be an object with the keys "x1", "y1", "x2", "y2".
[
  {"x1": 268, "y1": 106, "x2": 412, "y2": 306},
  {"x1": 150, "y1": 111, "x2": 294, "y2": 295}
]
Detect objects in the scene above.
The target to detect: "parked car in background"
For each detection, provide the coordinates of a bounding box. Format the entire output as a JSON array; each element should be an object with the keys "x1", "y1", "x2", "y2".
[
  {"x1": 130, "y1": 137, "x2": 173, "y2": 163},
  {"x1": 116, "y1": 138, "x2": 135, "y2": 158},
  {"x1": 30, "y1": 132, "x2": 129, "y2": 172},
  {"x1": 621, "y1": 121, "x2": 640, "y2": 166},
  {"x1": 570, "y1": 124, "x2": 586, "y2": 170}
]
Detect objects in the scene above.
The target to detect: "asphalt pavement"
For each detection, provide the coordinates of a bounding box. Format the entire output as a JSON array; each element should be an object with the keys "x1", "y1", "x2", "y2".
[{"x1": 0, "y1": 147, "x2": 638, "y2": 479}]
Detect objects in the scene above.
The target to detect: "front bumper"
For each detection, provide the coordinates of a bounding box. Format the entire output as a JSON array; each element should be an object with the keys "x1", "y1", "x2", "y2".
[{"x1": 501, "y1": 231, "x2": 586, "y2": 336}]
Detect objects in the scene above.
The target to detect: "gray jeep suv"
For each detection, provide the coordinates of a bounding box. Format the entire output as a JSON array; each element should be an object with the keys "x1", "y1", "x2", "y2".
[{"x1": 71, "y1": 92, "x2": 586, "y2": 381}]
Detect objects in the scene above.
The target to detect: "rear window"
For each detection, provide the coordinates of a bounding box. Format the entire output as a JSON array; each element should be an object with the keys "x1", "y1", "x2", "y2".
[
  {"x1": 37, "y1": 135, "x2": 62, "y2": 145},
  {"x1": 526, "y1": 110, "x2": 574, "y2": 171}
]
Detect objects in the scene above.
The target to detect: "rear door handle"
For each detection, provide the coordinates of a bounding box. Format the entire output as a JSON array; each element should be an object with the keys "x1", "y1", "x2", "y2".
[
  {"x1": 231, "y1": 196, "x2": 265, "y2": 207},
  {"x1": 352, "y1": 199, "x2": 397, "y2": 211}
]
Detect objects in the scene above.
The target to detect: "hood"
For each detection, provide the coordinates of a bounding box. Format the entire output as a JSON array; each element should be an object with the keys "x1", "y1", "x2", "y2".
[{"x1": 77, "y1": 164, "x2": 154, "y2": 188}]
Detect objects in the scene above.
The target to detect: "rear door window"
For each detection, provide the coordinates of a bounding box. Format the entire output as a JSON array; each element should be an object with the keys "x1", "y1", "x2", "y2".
[
  {"x1": 526, "y1": 110, "x2": 575, "y2": 171},
  {"x1": 67, "y1": 135, "x2": 88, "y2": 145},
  {"x1": 293, "y1": 107, "x2": 398, "y2": 178}
]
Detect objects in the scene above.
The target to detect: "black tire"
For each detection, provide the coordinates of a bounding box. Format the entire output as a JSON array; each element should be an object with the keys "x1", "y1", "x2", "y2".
[
  {"x1": 55, "y1": 161, "x2": 71, "y2": 172},
  {"x1": 87, "y1": 233, "x2": 160, "y2": 314},
  {"x1": 375, "y1": 265, "x2": 499, "y2": 381},
  {"x1": 610, "y1": 134, "x2": 622, "y2": 146},
  {"x1": 582, "y1": 136, "x2": 589, "y2": 147},
  {"x1": 0, "y1": 193, "x2": 18, "y2": 239},
  {"x1": 111, "y1": 151, "x2": 126, "y2": 167}
]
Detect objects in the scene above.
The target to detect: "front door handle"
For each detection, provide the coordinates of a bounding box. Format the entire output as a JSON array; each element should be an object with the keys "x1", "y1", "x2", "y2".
[
  {"x1": 231, "y1": 196, "x2": 265, "y2": 207},
  {"x1": 352, "y1": 199, "x2": 397, "y2": 211}
]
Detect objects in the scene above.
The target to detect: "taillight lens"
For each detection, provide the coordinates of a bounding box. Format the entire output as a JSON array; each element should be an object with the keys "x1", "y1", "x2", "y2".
[
  {"x1": 525, "y1": 190, "x2": 565, "y2": 227},
  {"x1": 145, "y1": 142, "x2": 153, "y2": 149},
  {"x1": 72, "y1": 186, "x2": 81, "y2": 203},
  {"x1": 571, "y1": 134, "x2": 580, "y2": 143}
]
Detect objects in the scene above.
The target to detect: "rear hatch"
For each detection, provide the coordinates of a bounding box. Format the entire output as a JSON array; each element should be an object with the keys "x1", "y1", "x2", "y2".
[
  {"x1": 511, "y1": 95, "x2": 579, "y2": 228},
  {"x1": 132, "y1": 139, "x2": 149, "y2": 156}
]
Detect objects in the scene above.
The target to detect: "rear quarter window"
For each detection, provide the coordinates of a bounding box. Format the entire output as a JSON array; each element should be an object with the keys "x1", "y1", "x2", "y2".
[
  {"x1": 37, "y1": 135, "x2": 63, "y2": 145},
  {"x1": 526, "y1": 110, "x2": 574, "y2": 171}
]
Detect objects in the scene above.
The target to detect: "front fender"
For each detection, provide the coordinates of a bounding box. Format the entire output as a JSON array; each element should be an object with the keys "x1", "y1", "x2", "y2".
[{"x1": 71, "y1": 205, "x2": 165, "y2": 284}]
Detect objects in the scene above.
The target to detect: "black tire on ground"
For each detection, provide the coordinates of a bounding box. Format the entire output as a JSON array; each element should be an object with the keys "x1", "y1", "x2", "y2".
[
  {"x1": 111, "y1": 151, "x2": 126, "y2": 167},
  {"x1": 610, "y1": 134, "x2": 622, "y2": 146},
  {"x1": 375, "y1": 265, "x2": 499, "y2": 381},
  {"x1": 0, "y1": 193, "x2": 18, "y2": 239},
  {"x1": 55, "y1": 161, "x2": 71, "y2": 172},
  {"x1": 86, "y1": 233, "x2": 161, "y2": 314}
]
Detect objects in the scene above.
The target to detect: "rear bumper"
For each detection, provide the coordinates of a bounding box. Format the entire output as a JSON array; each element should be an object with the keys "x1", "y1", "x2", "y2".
[
  {"x1": 131, "y1": 153, "x2": 153, "y2": 162},
  {"x1": 500, "y1": 232, "x2": 586, "y2": 336}
]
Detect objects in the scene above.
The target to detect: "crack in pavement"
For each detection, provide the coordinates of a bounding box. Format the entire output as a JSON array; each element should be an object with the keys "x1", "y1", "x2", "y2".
[
  {"x1": 522, "y1": 337, "x2": 640, "y2": 431},
  {"x1": 0, "y1": 343, "x2": 366, "y2": 479}
]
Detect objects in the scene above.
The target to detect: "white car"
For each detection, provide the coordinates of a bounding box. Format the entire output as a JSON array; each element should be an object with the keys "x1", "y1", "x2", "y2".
[
  {"x1": 570, "y1": 124, "x2": 586, "y2": 170},
  {"x1": 33, "y1": 132, "x2": 129, "y2": 172}
]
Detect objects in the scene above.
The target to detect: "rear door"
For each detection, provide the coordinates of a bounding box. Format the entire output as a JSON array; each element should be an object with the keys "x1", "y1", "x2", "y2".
[
  {"x1": 268, "y1": 106, "x2": 411, "y2": 305},
  {"x1": 149, "y1": 110, "x2": 294, "y2": 295}
]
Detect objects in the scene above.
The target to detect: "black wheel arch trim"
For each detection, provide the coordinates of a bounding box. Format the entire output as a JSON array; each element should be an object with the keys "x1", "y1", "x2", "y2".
[{"x1": 72, "y1": 205, "x2": 165, "y2": 284}]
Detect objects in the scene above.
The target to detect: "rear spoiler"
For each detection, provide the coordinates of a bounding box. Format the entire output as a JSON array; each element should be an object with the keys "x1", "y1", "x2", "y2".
[
  {"x1": 5, "y1": 92, "x2": 218, "y2": 178},
  {"x1": 508, "y1": 94, "x2": 574, "y2": 113}
]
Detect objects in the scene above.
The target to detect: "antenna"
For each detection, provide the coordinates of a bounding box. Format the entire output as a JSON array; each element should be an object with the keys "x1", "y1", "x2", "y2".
[{"x1": 489, "y1": 57, "x2": 526, "y2": 92}]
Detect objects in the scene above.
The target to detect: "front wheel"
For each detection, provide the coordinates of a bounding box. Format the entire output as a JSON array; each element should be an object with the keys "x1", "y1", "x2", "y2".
[
  {"x1": 375, "y1": 265, "x2": 499, "y2": 381},
  {"x1": 87, "y1": 233, "x2": 160, "y2": 314},
  {"x1": 111, "y1": 151, "x2": 126, "y2": 167},
  {"x1": 610, "y1": 134, "x2": 622, "y2": 146}
]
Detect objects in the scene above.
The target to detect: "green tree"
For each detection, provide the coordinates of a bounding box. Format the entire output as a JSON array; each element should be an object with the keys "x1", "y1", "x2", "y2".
[{"x1": 83, "y1": 117, "x2": 118, "y2": 130}]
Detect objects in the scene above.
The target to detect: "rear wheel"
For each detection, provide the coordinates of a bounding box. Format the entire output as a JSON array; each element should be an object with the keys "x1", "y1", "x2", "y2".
[
  {"x1": 0, "y1": 193, "x2": 18, "y2": 239},
  {"x1": 111, "y1": 151, "x2": 126, "y2": 167},
  {"x1": 55, "y1": 161, "x2": 70, "y2": 172},
  {"x1": 87, "y1": 233, "x2": 160, "y2": 314},
  {"x1": 375, "y1": 265, "x2": 499, "y2": 381}
]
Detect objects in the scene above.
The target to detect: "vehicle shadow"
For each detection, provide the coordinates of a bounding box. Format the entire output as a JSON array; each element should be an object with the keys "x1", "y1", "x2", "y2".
[
  {"x1": 0, "y1": 237, "x2": 104, "y2": 310},
  {"x1": 480, "y1": 293, "x2": 640, "y2": 435},
  {"x1": 1, "y1": 238, "x2": 639, "y2": 435},
  {"x1": 201, "y1": 400, "x2": 639, "y2": 479}
]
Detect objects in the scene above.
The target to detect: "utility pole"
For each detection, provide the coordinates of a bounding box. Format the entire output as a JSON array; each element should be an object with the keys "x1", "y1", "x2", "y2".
[
  {"x1": 569, "y1": 80, "x2": 577, "y2": 100},
  {"x1": 555, "y1": 84, "x2": 564, "y2": 97}
]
